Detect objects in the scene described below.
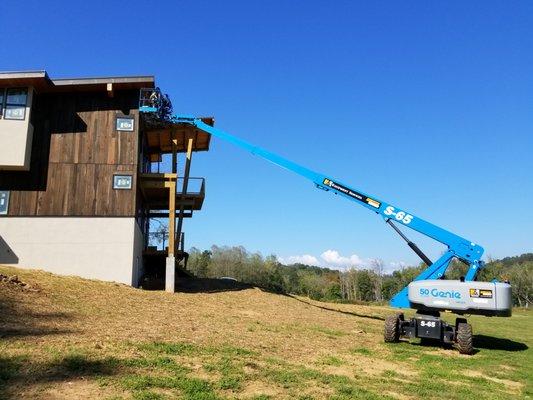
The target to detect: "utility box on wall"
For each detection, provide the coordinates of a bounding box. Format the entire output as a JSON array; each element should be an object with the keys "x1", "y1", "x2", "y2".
[{"x1": 0, "y1": 87, "x2": 34, "y2": 171}]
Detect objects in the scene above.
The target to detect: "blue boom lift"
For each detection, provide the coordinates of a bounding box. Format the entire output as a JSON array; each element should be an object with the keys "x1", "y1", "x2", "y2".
[{"x1": 140, "y1": 89, "x2": 512, "y2": 355}]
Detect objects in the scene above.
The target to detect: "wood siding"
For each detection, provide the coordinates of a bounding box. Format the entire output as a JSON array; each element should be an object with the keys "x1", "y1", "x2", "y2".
[{"x1": 0, "y1": 90, "x2": 140, "y2": 217}]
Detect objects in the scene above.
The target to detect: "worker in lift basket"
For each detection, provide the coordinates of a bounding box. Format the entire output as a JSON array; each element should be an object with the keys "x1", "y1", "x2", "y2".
[{"x1": 149, "y1": 90, "x2": 160, "y2": 107}]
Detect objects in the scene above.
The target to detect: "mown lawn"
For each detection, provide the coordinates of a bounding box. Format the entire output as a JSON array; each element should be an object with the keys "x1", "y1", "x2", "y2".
[{"x1": 0, "y1": 265, "x2": 531, "y2": 399}]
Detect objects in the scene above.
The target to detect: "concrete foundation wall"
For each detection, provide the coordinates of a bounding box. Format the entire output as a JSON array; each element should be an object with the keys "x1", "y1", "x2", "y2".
[
  {"x1": 132, "y1": 221, "x2": 145, "y2": 287},
  {"x1": 0, "y1": 217, "x2": 143, "y2": 286}
]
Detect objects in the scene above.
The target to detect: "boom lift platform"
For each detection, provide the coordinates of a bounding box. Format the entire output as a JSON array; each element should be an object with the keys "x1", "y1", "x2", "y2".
[{"x1": 140, "y1": 89, "x2": 512, "y2": 355}]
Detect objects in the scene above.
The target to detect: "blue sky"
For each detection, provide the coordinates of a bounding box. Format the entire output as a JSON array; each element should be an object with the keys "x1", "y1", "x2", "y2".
[{"x1": 2, "y1": 1, "x2": 532, "y2": 270}]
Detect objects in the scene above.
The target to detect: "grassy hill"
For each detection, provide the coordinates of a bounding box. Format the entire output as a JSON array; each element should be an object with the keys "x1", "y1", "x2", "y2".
[{"x1": 0, "y1": 265, "x2": 531, "y2": 400}]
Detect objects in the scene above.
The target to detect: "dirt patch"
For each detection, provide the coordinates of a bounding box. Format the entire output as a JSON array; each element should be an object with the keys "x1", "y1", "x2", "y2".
[
  {"x1": 356, "y1": 360, "x2": 406, "y2": 377},
  {"x1": 18, "y1": 379, "x2": 121, "y2": 400},
  {"x1": 239, "y1": 381, "x2": 284, "y2": 398},
  {"x1": 0, "y1": 273, "x2": 39, "y2": 292},
  {"x1": 464, "y1": 370, "x2": 523, "y2": 393},
  {"x1": 347, "y1": 354, "x2": 417, "y2": 378},
  {"x1": 384, "y1": 390, "x2": 415, "y2": 400}
]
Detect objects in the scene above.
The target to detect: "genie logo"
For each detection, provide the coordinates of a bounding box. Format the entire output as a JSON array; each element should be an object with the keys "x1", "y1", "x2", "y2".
[{"x1": 419, "y1": 288, "x2": 461, "y2": 299}]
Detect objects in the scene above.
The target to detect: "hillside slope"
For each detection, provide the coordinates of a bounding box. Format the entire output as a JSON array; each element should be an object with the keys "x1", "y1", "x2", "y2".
[{"x1": 0, "y1": 265, "x2": 531, "y2": 400}]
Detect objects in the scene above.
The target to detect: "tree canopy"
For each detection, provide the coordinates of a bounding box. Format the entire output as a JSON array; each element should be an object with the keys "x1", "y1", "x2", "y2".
[{"x1": 187, "y1": 246, "x2": 532, "y2": 308}]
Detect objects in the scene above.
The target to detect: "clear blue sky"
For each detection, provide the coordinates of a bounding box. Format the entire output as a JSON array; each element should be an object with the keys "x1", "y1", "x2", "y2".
[{"x1": 2, "y1": 1, "x2": 532, "y2": 270}]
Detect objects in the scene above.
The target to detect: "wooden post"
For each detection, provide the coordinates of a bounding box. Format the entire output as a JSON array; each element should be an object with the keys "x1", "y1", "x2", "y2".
[
  {"x1": 171, "y1": 134, "x2": 177, "y2": 174},
  {"x1": 175, "y1": 138, "x2": 194, "y2": 254},
  {"x1": 165, "y1": 175, "x2": 177, "y2": 293},
  {"x1": 184, "y1": 138, "x2": 194, "y2": 181}
]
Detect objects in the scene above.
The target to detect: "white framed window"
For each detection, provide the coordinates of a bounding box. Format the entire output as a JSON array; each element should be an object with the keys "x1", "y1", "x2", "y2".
[
  {"x1": 4, "y1": 88, "x2": 27, "y2": 120},
  {"x1": 113, "y1": 174, "x2": 133, "y2": 190},
  {"x1": 116, "y1": 116, "x2": 134, "y2": 131},
  {"x1": 0, "y1": 191, "x2": 9, "y2": 215}
]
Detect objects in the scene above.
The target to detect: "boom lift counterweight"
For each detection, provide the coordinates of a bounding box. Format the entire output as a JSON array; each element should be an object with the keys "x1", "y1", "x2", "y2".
[{"x1": 140, "y1": 90, "x2": 512, "y2": 354}]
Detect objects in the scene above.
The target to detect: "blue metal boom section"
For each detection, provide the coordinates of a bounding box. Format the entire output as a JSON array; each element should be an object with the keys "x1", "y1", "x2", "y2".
[{"x1": 149, "y1": 108, "x2": 485, "y2": 308}]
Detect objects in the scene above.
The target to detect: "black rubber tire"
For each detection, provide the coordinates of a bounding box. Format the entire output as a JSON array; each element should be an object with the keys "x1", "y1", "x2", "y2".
[
  {"x1": 456, "y1": 322, "x2": 474, "y2": 355},
  {"x1": 384, "y1": 314, "x2": 400, "y2": 343}
]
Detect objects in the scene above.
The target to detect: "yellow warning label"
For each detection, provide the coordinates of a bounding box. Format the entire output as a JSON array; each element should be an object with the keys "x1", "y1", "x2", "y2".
[
  {"x1": 470, "y1": 288, "x2": 493, "y2": 298},
  {"x1": 366, "y1": 198, "x2": 381, "y2": 208}
]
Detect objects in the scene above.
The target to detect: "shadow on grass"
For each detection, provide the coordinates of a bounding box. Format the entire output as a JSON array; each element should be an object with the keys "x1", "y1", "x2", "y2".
[
  {"x1": 0, "y1": 344, "x2": 220, "y2": 399},
  {"x1": 474, "y1": 334, "x2": 528, "y2": 352},
  {"x1": 285, "y1": 294, "x2": 386, "y2": 321},
  {"x1": 142, "y1": 275, "x2": 254, "y2": 294},
  {"x1": 0, "y1": 291, "x2": 74, "y2": 339},
  {"x1": 176, "y1": 277, "x2": 254, "y2": 294},
  {"x1": 0, "y1": 353, "x2": 120, "y2": 399},
  {"x1": 393, "y1": 334, "x2": 528, "y2": 355}
]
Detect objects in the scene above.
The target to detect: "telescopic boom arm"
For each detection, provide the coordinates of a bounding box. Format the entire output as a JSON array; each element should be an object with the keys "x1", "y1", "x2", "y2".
[{"x1": 169, "y1": 115, "x2": 485, "y2": 309}]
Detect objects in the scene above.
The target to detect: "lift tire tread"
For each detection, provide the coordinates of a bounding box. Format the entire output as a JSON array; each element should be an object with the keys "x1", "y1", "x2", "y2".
[
  {"x1": 384, "y1": 314, "x2": 400, "y2": 343},
  {"x1": 456, "y1": 322, "x2": 474, "y2": 355}
]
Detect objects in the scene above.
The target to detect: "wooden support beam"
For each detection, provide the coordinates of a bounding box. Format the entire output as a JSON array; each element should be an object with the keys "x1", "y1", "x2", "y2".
[
  {"x1": 140, "y1": 172, "x2": 178, "y2": 179},
  {"x1": 140, "y1": 180, "x2": 177, "y2": 190},
  {"x1": 175, "y1": 137, "x2": 194, "y2": 252},
  {"x1": 148, "y1": 211, "x2": 193, "y2": 218},
  {"x1": 171, "y1": 131, "x2": 178, "y2": 174}
]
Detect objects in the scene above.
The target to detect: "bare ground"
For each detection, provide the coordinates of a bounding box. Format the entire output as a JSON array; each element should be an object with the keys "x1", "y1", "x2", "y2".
[{"x1": 0, "y1": 265, "x2": 531, "y2": 400}]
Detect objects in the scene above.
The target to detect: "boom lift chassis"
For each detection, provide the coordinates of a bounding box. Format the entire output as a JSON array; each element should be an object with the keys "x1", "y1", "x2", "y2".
[{"x1": 140, "y1": 89, "x2": 512, "y2": 355}]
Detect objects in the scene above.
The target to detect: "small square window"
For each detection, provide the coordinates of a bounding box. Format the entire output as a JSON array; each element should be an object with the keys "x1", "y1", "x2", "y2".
[
  {"x1": 3, "y1": 88, "x2": 27, "y2": 120},
  {"x1": 6, "y1": 88, "x2": 27, "y2": 105},
  {"x1": 4, "y1": 105, "x2": 26, "y2": 120},
  {"x1": 116, "y1": 116, "x2": 134, "y2": 131},
  {"x1": 0, "y1": 191, "x2": 9, "y2": 215},
  {"x1": 113, "y1": 174, "x2": 133, "y2": 190}
]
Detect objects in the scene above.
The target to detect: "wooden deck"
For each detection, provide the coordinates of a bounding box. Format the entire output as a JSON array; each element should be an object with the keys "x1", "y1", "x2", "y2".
[
  {"x1": 139, "y1": 173, "x2": 205, "y2": 212},
  {"x1": 145, "y1": 117, "x2": 214, "y2": 155}
]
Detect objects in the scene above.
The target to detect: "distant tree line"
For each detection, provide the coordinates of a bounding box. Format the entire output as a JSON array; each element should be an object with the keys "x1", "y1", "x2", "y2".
[{"x1": 187, "y1": 246, "x2": 533, "y2": 308}]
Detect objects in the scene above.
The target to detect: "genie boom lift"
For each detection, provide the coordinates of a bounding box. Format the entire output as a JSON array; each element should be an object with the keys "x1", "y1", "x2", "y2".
[{"x1": 140, "y1": 89, "x2": 512, "y2": 355}]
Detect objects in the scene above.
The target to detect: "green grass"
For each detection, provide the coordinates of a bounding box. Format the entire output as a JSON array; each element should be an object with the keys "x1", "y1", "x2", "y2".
[
  {"x1": 349, "y1": 347, "x2": 373, "y2": 356},
  {"x1": 318, "y1": 356, "x2": 344, "y2": 366},
  {"x1": 0, "y1": 265, "x2": 531, "y2": 399},
  {"x1": 2, "y1": 311, "x2": 531, "y2": 399}
]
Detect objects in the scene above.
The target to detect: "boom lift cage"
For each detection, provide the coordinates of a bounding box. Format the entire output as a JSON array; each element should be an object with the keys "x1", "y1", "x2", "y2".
[
  {"x1": 138, "y1": 88, "x2": 513, "y2": 354},
  {"x1": 139, "y1": 88, "x2": 160, "y2": 113}
]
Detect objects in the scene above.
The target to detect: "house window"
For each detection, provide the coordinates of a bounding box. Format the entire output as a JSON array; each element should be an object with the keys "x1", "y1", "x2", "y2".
[
  {"x1": 0, "y1": 89, "x2": 4, "y2": 118},
  {"x1": 113, "y1": 174, "x2": 133, "y2": 190},
  {"x1": 116, "y1": 116, "x2": 134, "y2": 131},
  {"x1": 0, "y1": 191, "x2": 9, "y2": 215},
  {"x1": 4, "y1": 88, "x2": 27, "y2": 120}
]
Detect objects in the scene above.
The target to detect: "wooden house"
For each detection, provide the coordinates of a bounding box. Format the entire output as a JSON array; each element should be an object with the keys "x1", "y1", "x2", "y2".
[{"x1": 0, "y1": 71, "x2": 211, "y2": 288}]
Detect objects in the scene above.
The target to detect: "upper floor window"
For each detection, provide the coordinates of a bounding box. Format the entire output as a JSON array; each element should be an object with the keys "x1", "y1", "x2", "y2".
[
  {"x1": 3, "y1": 88, "x2": 27, "y2": 120},
  {"x1": 0, "y1": 89, "x2": 4, "y2": 118},
  {"x1": 0, "y1": 191, "x2": 9, "y2": 215}
]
